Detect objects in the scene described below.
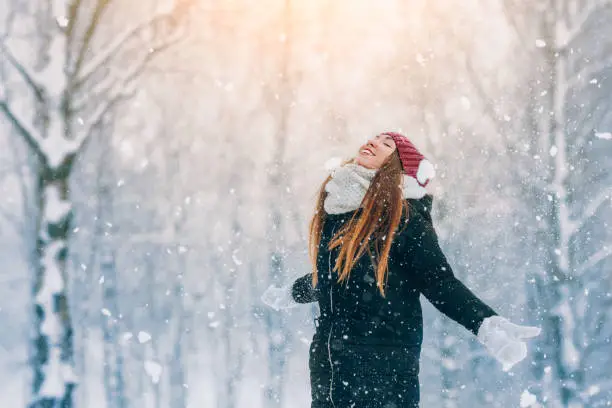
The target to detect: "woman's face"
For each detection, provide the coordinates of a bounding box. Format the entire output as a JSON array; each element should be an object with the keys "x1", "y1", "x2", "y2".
[{"x1": 355, "y1": 134, "x2": 397, "y2": 169}]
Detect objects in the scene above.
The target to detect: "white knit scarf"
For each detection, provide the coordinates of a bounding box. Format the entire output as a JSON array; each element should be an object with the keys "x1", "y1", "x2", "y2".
[{"x1": 323, "y1": 162, "x2": 428, "y2": 215}]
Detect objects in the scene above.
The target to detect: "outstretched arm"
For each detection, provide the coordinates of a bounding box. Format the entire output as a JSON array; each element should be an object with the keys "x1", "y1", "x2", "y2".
[
  {"x1": 397, "y1": 211, "x2": 540, "y2": 370},
  {"x1": 398, "y1": 212, "x2": 497, "y2": 335}
]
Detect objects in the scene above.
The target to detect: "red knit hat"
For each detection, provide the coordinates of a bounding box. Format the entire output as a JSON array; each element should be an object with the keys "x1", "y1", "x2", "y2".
[{"x1": 380, "y1": 132, "x2": 435, "y2": 187}]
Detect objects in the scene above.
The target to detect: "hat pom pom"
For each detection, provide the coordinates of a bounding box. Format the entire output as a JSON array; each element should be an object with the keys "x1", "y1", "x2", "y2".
[
  {"x1": 324, "y1": 156, "x2": 343, "y2": 172},
  {"x1": 416, "y1": 159, "x2": 435, "y2": 186}
]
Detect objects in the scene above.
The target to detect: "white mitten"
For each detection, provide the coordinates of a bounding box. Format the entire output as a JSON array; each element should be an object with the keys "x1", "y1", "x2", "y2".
[
  {"x1": 261, "y1": 284, "x2": 298, "y2": 311},
  {"x1": 477, "y1": 316, "x2": 541, "y2": 371}
]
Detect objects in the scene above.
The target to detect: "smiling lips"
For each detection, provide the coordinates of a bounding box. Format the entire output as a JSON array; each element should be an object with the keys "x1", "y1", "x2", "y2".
[{"x1": 361, "y1": 147, "x2": 375, "y2": 156}]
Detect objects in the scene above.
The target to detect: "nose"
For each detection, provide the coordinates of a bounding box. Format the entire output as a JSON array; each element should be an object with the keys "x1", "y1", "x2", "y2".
[{"x1": 367, "y1": 138, "x2": 379, "y2": 148}]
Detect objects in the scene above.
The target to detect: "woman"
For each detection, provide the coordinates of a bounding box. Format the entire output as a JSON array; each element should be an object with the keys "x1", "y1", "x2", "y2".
[{"x1": 262, "y1": 132, "x2": 540, "y2": 408}]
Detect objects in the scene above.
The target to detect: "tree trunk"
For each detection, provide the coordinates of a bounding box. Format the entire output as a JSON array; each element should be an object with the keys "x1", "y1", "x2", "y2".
[
  {"x1": 0, "y1": 0, "x2": 186, "y2": 405},
  {"x1": 169, "y1": 281, "x2": 187, "y2": 408},
  {"x1": 264, "y1": 1, "x2": 294, "y2": 407},
  {"x1": 101, "y1": 249, "x2": 127, "y2": 408},
  {"x1": 25, "y1": 1, "x2": 78, "y2": 404},
  {"x1": 547, "y1": 33, "x2": 584, "y2": 407},
  {"x1": 31, "y1": 169, "x2": 76, "y2": 408}
]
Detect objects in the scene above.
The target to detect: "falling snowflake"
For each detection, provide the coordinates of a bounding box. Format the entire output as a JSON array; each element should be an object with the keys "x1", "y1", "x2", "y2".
[
  {"x1": 415, "y1": 53, "x2": 426, "y2": 65},
  {"x1": 232, "y1": 249, "x2": 243, "y2": 266},
  {"x1": 56, "y1": 16, "x2": 69, "y2": 28},
  {"x1": 144, "y1": 360, "x2": 163, "y2": 384},
  {"x1": 138, "y1": 331, "x2": 152, "y2": 343},
  {"x1": 535, "y1": 39, "x2": 546, "y2": 48},
  {"x1": 520, "y1": 389, "x2": 537, "y2": 407},
  {"x1": 587, "y1": 384, "x2": 600, "y2": 396},
  {"x1": 549, "y1": 145, "x2": 558, "y2": 157}
]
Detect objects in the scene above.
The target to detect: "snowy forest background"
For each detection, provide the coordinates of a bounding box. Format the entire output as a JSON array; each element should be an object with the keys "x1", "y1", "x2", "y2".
[{"x1": 0, "y1": 0, "x2": 610, "y2": 407}]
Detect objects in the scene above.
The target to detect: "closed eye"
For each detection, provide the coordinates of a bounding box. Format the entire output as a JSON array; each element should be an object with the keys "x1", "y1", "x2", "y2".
[{"x1": 376, "y1": 135, "x2": 394, "y2": 148}]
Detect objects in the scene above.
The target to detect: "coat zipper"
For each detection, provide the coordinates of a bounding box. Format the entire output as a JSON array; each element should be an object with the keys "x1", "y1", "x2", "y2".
[{"x1": 327, "y1": 249, "x2": 336, "y2": 407}]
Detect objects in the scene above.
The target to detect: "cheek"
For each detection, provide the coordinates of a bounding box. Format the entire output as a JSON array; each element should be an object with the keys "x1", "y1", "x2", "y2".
[{"x1": 380, "y1": 151, "x2": 393, "y2": 164}]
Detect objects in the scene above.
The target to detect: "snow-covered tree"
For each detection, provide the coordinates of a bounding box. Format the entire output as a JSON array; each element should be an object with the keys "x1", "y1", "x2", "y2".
[
  {"x1": 260, "y1": 1, "x2": 306, "y2": 406},
  {"x1": 0, "y1": 1, "x2": 189, "y2": 406},
  {"x1": 380, "y1": 3, "x2": 527, "y2": 404},
  {"x1": 471, "y1": 1, "x2": 612, "y2": 406},
  {"x1": 92, "y1": 117, "x2": 128, "y2": 408}
]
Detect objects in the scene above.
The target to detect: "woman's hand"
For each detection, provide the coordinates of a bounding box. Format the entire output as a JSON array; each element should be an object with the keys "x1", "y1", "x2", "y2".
[
  {"x1": 477, "y1": 316, "x2": 541, "y2": 371},
  {"x1": 261, "y1": 284, "x2": 298, "y2": 311}
]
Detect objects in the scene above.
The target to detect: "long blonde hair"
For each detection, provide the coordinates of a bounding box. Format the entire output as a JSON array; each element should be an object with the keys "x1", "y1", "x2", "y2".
[{"x1": 308, "y1": 151, "x2": 410, "y2": 297}]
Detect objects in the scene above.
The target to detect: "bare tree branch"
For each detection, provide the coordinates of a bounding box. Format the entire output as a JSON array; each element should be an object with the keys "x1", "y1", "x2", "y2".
[
  {"x1": 501, "y1": 0, "x2": 536, "y2": 46},
  {"x1": 0, "y1": 101, "x2": 43, "y2": 158},
  {"x1": 66, "y1": 0, "x2": 84, "y2": 38},
  {"x1": 78, "y1": 84, "x2": 133, "y2": 154},
  {"x1": 572, "y1": 95, "x2": 612, "y2": 155},
  {"x1": 78, "y1": 32, "x2": 182, "y2": 153},
  {"x1": 570, "y1": 188, "x2": 612, "y2": 235},
  {"x1": 72, "y1": 68, "x2": 117, "y2": 110},
  {"x1": 70, "y1": 0, "x2": 113, "y2": 77},
  {"x1": 75, "y1": 11, "x2": 175, "y2": 87},
  {"x1": 561, "y1": 0, "x2": 612, "y2": 49},
  {"x1": 577, "y1": 246, "x2": 612, "y2": 275},
  {"x1": 0, "y1": 41, "x2": 44, "y2": 101}
]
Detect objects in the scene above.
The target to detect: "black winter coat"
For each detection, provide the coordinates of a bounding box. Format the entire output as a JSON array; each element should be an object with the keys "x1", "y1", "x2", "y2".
[{"x1": 291, "y1": 195, "x2": 498, "y2": 408}]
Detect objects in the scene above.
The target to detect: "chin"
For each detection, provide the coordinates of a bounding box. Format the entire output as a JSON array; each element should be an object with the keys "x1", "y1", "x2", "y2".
[{"x1": 357, "y1": 159, "x2": 375, "y2": 169}]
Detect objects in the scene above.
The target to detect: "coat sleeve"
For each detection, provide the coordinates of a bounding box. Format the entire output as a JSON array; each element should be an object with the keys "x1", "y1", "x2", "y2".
[
  {"x1": 397, "y1": 213, "x2": 498, "y2": 336},
  {"x1": 290, "y1": 273, "x2": 318, "y2": 303}
]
